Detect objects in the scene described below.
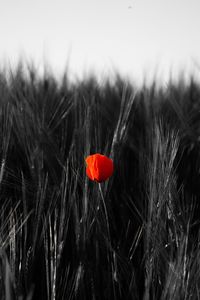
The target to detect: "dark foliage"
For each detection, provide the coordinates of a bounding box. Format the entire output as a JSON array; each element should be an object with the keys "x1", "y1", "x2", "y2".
[{"x1": 0, "y1": 64, "x2": 200, "y2": 299}]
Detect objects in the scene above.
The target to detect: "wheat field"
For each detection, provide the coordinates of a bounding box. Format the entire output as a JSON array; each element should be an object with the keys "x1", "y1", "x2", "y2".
[{"x1": 0, "y1": 64, "x2": 199, "y2": 299}]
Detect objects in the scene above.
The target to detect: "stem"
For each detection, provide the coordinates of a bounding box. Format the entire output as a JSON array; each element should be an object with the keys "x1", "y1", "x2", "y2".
[{"x1": 98, "y1": 183, "x2": 111, "y2": 241}]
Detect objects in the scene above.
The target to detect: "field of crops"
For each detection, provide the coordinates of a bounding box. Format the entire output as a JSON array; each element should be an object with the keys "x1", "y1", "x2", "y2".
[{"x1": 0, "y1": 64, "x2": 200, "y2": 299}]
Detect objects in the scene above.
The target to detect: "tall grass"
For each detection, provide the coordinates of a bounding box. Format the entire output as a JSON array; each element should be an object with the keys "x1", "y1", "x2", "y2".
[{"x1": 0, "y1": 64, "x2": 199, "y2": 299}]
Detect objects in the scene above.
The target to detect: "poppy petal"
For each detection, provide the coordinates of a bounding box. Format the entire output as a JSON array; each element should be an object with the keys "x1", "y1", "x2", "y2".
[{"x1": 85, "y1": 153, "x2": 114, "y2": 182}]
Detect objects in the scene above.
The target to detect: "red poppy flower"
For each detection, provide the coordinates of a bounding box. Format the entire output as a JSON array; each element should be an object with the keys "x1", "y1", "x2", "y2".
[{"x1": 85, "y1": 153, "x2": 114, "y2": 183}]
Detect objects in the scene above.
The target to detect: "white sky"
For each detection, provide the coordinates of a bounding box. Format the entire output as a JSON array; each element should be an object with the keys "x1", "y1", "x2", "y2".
[{"x1": 0, "y1": 0, "x2": 200, "y2": 84}]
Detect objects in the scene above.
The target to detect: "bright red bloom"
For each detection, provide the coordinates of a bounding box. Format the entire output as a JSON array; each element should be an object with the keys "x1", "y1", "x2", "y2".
[{"x1": 85, "y1": 153, "x2": 114, "y2": 183}]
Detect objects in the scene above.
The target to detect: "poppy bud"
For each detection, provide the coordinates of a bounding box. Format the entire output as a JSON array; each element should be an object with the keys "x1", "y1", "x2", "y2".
[{"x1": 85, "y1": 153, "x2": 114, "y2": 183}]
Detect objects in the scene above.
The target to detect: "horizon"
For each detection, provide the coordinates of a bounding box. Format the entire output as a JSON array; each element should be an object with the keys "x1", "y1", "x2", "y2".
[{"x1": 0, "y1": 0, "x2": 200, "y2": 85}]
